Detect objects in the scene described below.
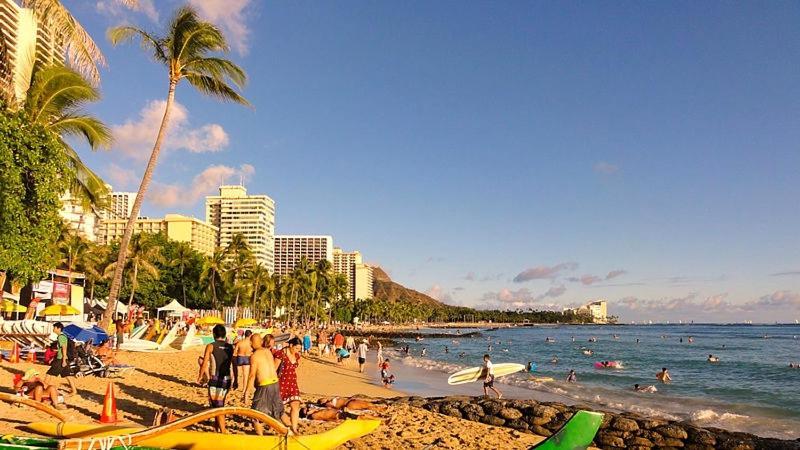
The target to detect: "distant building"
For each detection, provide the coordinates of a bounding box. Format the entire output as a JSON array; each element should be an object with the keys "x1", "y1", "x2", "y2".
[
  {"x1": 59, "y1": 191, "x2": 102, "y2": 242},
  {"x1": 570, "y1": 300, "x2": 608, "y2": 323},
  {"x1": 103, "y1": 191, "x2": 137, "y2": 220},
  {"x1": 205, "y1": 185, "x2": 276, "y2": 271},
  {"x1": 97, "y1": 214, "x2": 218, "y2": 255},
  {"x1": 332, "y1": 247, "x2": 374, "y2": 300},
  {"x1": 274, "y1": 235, "x2": 333, "y2": 276}
]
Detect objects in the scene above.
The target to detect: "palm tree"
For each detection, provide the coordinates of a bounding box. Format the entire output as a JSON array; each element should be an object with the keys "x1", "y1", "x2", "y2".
[
  {"x1": 330, "y1": 273, "x2": 349, "y2": 325},
  {"x1": 224, "y1": 233, "x2": 253, "y2": 314},
  {"x1": 57, "y1": 231, "x2": 88, "y2": 284},
  {"x1": 245, "y1": 263, "x2": 269, "y2": 318},
  {"x1": 80, "y1": 242, "x2": 109, "y2": 303},
  {"x1": 170, "y1": 242, "x2": 194, "y2": 305},
  {"x1": 201, "y1": 248, "x2": 227, "y2": 310},
  {"x1": 312, "y1": 259, "x2": 332, "y2": 325},
  {"x1": 101, "y1": 6, "x2": 249, "y2": 328},
  {"x1": 104, "y1": 233, "x2": 160, "y2": 313}
]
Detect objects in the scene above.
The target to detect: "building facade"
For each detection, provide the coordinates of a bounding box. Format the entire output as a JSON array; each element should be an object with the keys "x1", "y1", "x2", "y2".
[
  {"x1": 332, "y1": 247, "x2": 374, "y2": 300},
  {"x1": 569, "y1": 300, "x2": 608, "y2": 323},
  {"x1": 97, "y1": 214, "x2": 218, "y2": 255},
  {"x1": 103, "y1": 191, "x2": 137, "y2": 220},
  {"x1": 274, "y1": 235, "x2": 333, "y2": 276},
  {"x1": 59, "y1": 191, "x2": 102, "y2": 242},
  {"x1": 205, "y1": 185, "x2": 276, "y2": 272}
]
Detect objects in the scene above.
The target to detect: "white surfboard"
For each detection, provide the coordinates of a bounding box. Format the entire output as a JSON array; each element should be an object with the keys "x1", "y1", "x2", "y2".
[{"x1": 447, "y1": 363, "x2": 526, "y2": 385}]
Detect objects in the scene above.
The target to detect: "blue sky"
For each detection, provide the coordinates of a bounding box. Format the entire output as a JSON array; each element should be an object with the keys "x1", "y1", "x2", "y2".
[{"x1": 64, "y1": 1, "x2": 799, "y2": 322}]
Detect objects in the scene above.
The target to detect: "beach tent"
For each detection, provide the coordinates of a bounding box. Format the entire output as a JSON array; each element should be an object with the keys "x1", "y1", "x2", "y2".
[{"x1": 157, "y1": 299, "x2": 189, "y2": 317}]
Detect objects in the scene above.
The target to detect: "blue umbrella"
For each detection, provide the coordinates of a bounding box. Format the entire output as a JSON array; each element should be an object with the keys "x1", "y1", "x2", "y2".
[{"x1": 63, "y1": 324, "x2": 109, "y2": 345}]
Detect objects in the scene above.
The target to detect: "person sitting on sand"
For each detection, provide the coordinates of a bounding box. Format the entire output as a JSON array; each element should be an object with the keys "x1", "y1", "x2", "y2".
[
  {"x1": 380, "y1": 358, "x2": 395, "y2": 388},
  {"x1": 317, "y1": 396, "x2": 387, "y2": 412},
  {"x1": 198, "y1": 324, "x2": 237, "y2": 433},
  {"x1": 234, "y1": 330, "x2": 254, "y2": 391},
  {"x1": 13, "y1": 369, "x2": 65, "y2": 409},
  {"x1": 656, "y1": 367, "x2": 671, "y2": 383},
  {"x1": 566, "y1": 369, "x2": 577, "y2": 383},
  {"x1": 634, "y1": 384, "x2": 658, "y2": 393},
  {"x1": 481, "y1": 354, "x2": 502, "y2": 398},
  {"x1": 243, "y1": 334, "x2": 287, "y2": 436},
  {"x1": 707, "y1": 354, "x2": 720, "y2": 363}
]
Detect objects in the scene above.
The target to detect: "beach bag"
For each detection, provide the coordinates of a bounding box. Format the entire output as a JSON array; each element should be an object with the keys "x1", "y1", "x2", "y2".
[{"x1": 61, "y1": 333, "x2": 77, "y2": 361}]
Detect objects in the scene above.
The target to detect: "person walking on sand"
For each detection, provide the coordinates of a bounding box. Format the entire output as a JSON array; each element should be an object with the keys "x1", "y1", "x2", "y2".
[
  {"x1": 376, "y1": 340, "x2": 383, "y2": 365},
  {"x1": 357, "y1": 339, "x2": 369, "y2": 373},
  {"x1": 45, "y1": 322, "x2": 77, "y2": 395},
  {"x1": 198, "y1": 324, "x2": 237, "y2": 433},
  {"x1": 481, "y1": 354, "x2": 502, "y2": 398},
  {"x1": 276, "y1": 337, "x2": 303, "y2": 434},
  {"x1": 243, "y1": 334, "x2": 286, "y2": 436},
  {"x1": 656, "y1": 367, "x2": 672, "y2": 384},
  {"x1": 233, "y1": 330, "x2": 253, "y2": 391}
]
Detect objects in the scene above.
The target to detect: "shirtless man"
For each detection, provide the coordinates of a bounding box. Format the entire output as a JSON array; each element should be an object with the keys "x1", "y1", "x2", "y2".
[
  {"x1": 656, "y1": 367, "x2": 672, "y2": 383},
  {"x1": 233, "y1": 330, "x2": 254, "y2": 391},
  {"x1": 243, "y1": 334, "x2": 288, "y2": 435}
]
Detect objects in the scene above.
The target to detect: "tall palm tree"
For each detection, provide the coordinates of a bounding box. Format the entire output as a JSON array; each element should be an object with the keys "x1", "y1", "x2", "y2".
[
  {"x1": 80, "y1": 242, "x2": 109, "y2": 302},
  {"x1": 312, "y1": 259, "x2": 332, "y2": 325},
  {"x1": 224, "y1": 233, "x2": 252, "y2": 313},
  {"x1": 170, "y1": 242, "x2": 194, "y2": 305},
  {"x1": 57, "y1": 231, "x2": 88, "y2": 284},
  {"x1": 245, "y1": 263, "x2": 269, "y2": 318},
  {"x1": 330, "y1": 273, "x2": 349, "y2": 325},
  {"x1": 101, "y1": 6, "x2": 249, "y2": 328},
  {"x1": 104, "y1": 233, "x2": 160, "y2": 313},
  {"x1": 200, "y1": 248, "x2": 227, "y2": 310}
]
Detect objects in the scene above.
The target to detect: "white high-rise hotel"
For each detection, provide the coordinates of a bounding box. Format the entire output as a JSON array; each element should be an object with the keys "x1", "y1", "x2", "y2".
[
  {"x1": 104, "y1": 192, "x2": 137, "y2": 220},
  {"x1": 274, "y1": 235, "x2": 333, "y2": 276},
  {"x1": 206, "y1": 185, "x2": 276, "y2": 272},
  {"x1": 333, "y1": 248, "x2": 374, "y2": 300}
]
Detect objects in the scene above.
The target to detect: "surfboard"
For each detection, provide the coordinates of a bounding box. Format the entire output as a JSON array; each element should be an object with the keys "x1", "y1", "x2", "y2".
[
  {"x1": 447, "y1": 363, "x2": 525, "y2": 385},
  {"x1": 530, "y1": 376, "x2": 554, "y2": 382}
]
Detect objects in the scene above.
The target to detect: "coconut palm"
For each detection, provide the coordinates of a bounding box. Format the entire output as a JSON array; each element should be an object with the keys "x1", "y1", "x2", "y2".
[
  {"x1": 329, "y1": 273, "x2": 349, "y2": 325},
  {"x1": 101, "y1": 6, "x2": 249, "y2": 328},
  {"x1": 104, "y1": 233, "x2": 160, "y2": 313},
  {"x1": 312, "y1": 259, "x2": 332, "y2": 325},
  {"x1": 57, "y1": 230, "x2": 88, "y2": 283},
  {"x1": 80, "y1": 242, "x2": 109, "y2": 303},
  {"x1": 170, "y1": 242, "x2": 194, "y2": 305},
  {"x1": 245, "y1": 263, "x2": 269, "y2": 318},
  {"x1": 201, "y1": 248, "x2": 227, "y2": 310}
]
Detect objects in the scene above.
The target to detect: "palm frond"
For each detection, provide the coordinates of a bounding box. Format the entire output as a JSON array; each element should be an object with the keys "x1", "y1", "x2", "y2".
[
  {"x1": 61, "y1": 142, "x2": 110, "y2": 208},
  {"x1": 107, "y1": 26, "x2": 167, "y2": 64},
  {"x1": 22, "y1": 0, "x2": 105, "y2": 85},
  {"x1": 51, "y1": 114, "x2": 112, "y2": 149},
  {"x1": 25, "y1": 65, "x2": 100, "y2": 124},
  {"x1": 182, "y1": 57, "x2": 246, "y2": 89},
  {"x1": 183, "y1": 72, "x2": 250, "y2": 106}
]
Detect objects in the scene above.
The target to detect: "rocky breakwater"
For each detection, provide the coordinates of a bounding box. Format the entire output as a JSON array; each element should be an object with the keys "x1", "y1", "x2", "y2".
[{"x1": 387, "y1": 396, "x2": 800, "y2": 450}]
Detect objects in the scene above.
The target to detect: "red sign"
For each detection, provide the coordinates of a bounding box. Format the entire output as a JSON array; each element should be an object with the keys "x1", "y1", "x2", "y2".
[{"x1": 52, "y1": 282, "x2": 70, "y2": 304}]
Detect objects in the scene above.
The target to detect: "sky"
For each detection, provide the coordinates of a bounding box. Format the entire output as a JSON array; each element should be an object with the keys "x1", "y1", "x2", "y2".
[{"x1": 62, "y1": 1, "x2": 800, "y2": 323}]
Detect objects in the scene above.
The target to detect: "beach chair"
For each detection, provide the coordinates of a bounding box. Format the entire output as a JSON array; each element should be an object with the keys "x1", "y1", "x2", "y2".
[{"x1": 529, "y1": 410, "x2": 604, "y2": 450}]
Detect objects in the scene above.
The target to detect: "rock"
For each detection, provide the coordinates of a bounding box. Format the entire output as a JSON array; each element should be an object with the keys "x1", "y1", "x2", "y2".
[
  {"x1": 505, "y1": 418, "x2": 529, "y2": 431},
  {"x1": 715, "y1": 437, "x2": 755, "y2": 450},
  {"x1": 657, "y1": 425, "x2": 689, "y2": 440},
  {"x1": 530, "y1": 425, "x2": 553, "y2": 437},
  {"x1": 440, "y1": 406, "x2": 462, "y2": 419},
  {"x1": 640, "y1": 418, "x2": 669, "y2": 429},
  {"x1": 687, "y1": 428, "x2": 716, "y2": 446},
  {"x1": 597, "y1": 432, "x2": 627, "y2": 448},
  {"x1": 480, "y1": 415, "x2": 505, "y2": 427},
  {"x1": 459, "y1": 403, "x2": 485, "y2": 417},
  {"x1": 627, "y1": 436, "x2": 654, "y2": 447},
  {"x1": 528, "y1": 415, "x2": 552, "y2": 426},
  {"x1": 480, "y1": 400, "x2": 504, "y2": 416},
  {"x1": 638, "y1": 430, "x2": 666, "y2": 445},
  {"x1": 545, "y1": 419, "x2": 567, "y2": 431},
  {"x1": 499, "y1": 407, "x2": 523, "y2": 420},
  {"x1": 614, "y1": 417, "x2": 640, "y2": 432},
  {"x1": 661, "y1": 437, "x2": 686, "y2": 447},
  {"x1": 685, "y1": 445, "x2": 716, "y2": 450},
  {"x1": 532, "y1": 404, "x2": 559, "y2": 418}
]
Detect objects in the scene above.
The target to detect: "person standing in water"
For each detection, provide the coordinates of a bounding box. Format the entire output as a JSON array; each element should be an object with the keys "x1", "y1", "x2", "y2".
[
  {"x1": 481, "y1": 354, "x2": 502, "y2": 398},
  {"x1": 656, "y1": 367, "x2": 672, "y2": 383},
  {"x1": 566, "y1": 369, "x2": 577, "y2": 383}
]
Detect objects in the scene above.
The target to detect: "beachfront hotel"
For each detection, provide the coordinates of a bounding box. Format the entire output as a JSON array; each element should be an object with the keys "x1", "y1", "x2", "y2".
[
  {"x1": 274, "y1": 235, "x2": 334, "y2": 276},
  {"x1": 102, "y1": 191, "x2": 137, "y2": 220},
  {"x1": 333, "y1": 247, "x2": 374, "y2": 300},
  {"x1": 205, "y1": 185, "x2": 276, "y2": 272},
  {"x1": 97, "y1": 214, "x2": 218, "y2": 256},
  {"x1": 569, "y1": 300, "x2": 608, "y2": 323},
  {"x1": 0, "y1": 0, "x2": 61, "y2": 103},
  {"x1": 59, "y1": 191, "x2": 102, "y2": 242}
]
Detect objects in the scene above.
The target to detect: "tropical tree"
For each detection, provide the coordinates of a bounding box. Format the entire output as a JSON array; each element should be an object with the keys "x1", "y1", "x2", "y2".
[
  {"x1": 245, "y1": 263, "x2": 269, "y2": 317},
  {"x1": 224, "y1": 233, "x2": 253, "y2": 312},
  {"x1": 101, "y1": 6, "x2": 249, "y2": 328},
  {"x1": 329, "y1": 273, "x2": 349, "y2": 324},
  {"x1": 312, "y1": 259, "x2": 332, "y2": 325},
  {"x1": 80, "y1": 242, "x2": 110, "y2": 302},
  {"x1": 56, "y1": 230, "x2": 88, "y2": 282},
  {"x1": 201, "y1": 248, "x2": 227, "y2": 310},
  {"x1": 104, "y1": 233, "x2": 161, "y2": 312},
  {"x1": 169, "y1": 242, "x2": 194, "y2": 305}
]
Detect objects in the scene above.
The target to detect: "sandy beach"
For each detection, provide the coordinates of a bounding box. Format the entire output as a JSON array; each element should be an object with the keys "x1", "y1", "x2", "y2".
[{"x1": 0, "y1": 348, "x2": 546, "y2": 449}]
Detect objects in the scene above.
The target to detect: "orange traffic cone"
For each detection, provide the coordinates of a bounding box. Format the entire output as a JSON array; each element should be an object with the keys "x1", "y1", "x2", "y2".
[
  {"x1": 98, "y1": 381, "x2": 119, "y2": 423},
  {"x1": 8, "y1": 342, "x2": 20, "y2": 363}
]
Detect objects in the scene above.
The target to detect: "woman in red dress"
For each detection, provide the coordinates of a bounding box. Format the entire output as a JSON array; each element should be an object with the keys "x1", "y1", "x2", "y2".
[{"x1": 277, "y1": 337, "x2": 303, "y2": 433}]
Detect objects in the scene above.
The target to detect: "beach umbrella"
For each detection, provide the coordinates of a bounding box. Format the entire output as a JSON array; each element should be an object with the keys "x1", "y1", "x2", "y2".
[
  {"x1": 197, "y1": 316, "x2": 224, "y2": 326},
  {"x1": 63, "y1": 324, "x2": 109, "y2": 345},
  {"x1": 1, "y1": 299, "x2": 26, "y2": 313},
  {"x1": 40, "y1": 304, "x2": 81, "y2": 316},
  {"x1": 234, "y1": 318, "x2": 256, "y2": 328}
]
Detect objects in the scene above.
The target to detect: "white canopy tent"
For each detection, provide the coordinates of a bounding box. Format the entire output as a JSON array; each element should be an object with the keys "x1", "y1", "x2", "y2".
[{"x1": 157, "y1": 299, "x2": 189, "y2": 317}]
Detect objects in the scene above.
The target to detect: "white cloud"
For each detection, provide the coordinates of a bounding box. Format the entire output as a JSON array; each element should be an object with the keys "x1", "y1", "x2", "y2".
[
  {"x1": 513, "y1": 262, "x2": 578, "y2": 282},
  {"x1": 188, "y1": 0, "x2": 253, "y2": 55},
  {"x1": 148, "y1": 164, "x2": 254, "y2": 208},
  {"x1": 593, "y1": 161, "x2": 619, "y2": 175},
  {"x1": 104, "y1": 163, "x2": 138, "y2": 190},
  {"x1": 112, "y1": 100, "x2": 230, "y2": 160},
  {"x1": 97, "y1": 0, "x2": 158, "y2": 22}
]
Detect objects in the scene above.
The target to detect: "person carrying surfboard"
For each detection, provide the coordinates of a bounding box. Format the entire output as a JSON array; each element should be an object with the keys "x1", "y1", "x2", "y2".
[{"x1": 481, "y1": 354, "x2": 502, "y2": 398}]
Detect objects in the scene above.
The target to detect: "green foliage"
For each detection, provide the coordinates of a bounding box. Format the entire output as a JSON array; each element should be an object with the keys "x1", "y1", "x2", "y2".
[{"x1": 0, "y1": 108, "x2": 70, "y2": 284}]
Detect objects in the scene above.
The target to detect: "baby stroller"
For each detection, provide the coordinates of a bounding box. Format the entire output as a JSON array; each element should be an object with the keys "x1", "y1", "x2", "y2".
[{"x1": 68, "y1": 340, "x2": 108, "y2": 378}]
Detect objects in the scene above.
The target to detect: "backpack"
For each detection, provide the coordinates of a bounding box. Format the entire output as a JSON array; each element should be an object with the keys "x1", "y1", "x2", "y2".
[{"x1": 60, "y1": 333, "x2": 77, "y2": 361}]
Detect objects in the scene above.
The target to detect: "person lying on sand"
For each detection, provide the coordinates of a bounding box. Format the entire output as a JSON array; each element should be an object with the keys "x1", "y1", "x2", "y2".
[
  {"x1": 299, "y1": 404, "x2": 382, "y2": 421},
  {"x1": 316, "y1": 397, "x2": 387, "y2": 412},
  {"x1": 13, "y1": 369, "x2": 65, "y2": 409}
]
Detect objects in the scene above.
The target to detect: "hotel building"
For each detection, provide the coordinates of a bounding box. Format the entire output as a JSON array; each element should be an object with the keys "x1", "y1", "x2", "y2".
[
  {"x1": 97, "y1": 214, "x2": 218, "y2": 256},
  {"x1": 332, "y1": 247, "x2": 374, "y2": 300},
  {"x1": 274, "y1": 235, "x2": 333, "y2": 276},
  {"x1": 103, "y1": 191, "x2": 137, "y2": 220},
  {"x1": 205, "y1": 185, "x2": 276, "y2": 272},
  {"x1": 569, "y1": 300, "x2": 608, "y2": 324},
  {"x1": 59, "y1": 191, "x2": 101, "y2": 242}
]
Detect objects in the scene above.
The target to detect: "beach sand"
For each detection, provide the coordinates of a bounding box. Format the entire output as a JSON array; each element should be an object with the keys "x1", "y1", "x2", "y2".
[{"x1": 0, "y1": 348, "x2": 545, "y2": 449}]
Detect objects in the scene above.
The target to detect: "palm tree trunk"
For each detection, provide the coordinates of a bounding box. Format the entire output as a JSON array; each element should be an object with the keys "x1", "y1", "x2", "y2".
[
  {"x1": 101, "y1": 81, "x2": 178, "y2": 330},
  {"x1": 210, "y1": 275, "x2": 218, "y2": 310},
  {"x1": 127, "y1": 262, "x2": 138, "y2": 311},
  {"x1": 181, "y1": 265, "x2": 186, "y2": 305}
]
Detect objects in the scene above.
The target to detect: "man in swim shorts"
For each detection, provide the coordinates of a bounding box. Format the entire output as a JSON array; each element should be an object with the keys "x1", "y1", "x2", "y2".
[
  {"x1": 244, "y1": 333, "x2": 287, "y2": 436},
  {"x1": 357, "y1": 339, "x2": 369, "y2": 373},
  {"x1": 234, "y1": 330, "x2": 253, "y2": 391},
  {"x1": 198, "y1": 324, "x2": 236, "y2": 433},
  {"x1": 656, "y1": 367, "x2": 672, "y2": 383},
  {"x1": 481, "y1": 354, "x2": 502, "y2": 398}
]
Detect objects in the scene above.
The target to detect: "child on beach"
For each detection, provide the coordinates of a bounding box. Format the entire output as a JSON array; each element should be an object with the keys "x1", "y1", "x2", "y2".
[
  {"x1": 380, "y1": 358, "x2": 395, "y2": 388},
  {"x1": 481, "y1": 354, "x2": 502, "y2": 398}
]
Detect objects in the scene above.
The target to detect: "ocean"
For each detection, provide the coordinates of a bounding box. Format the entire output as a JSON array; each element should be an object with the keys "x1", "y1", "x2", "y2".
[{"x1": 383, "y1": 324, "x2": 800, "y2": 439}]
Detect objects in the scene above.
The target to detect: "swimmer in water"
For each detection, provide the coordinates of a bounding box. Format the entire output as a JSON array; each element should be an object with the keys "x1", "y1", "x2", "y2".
[
  {"x1": 656, "y1": 367, "x2": 671, "y2": 384},
  {"x1": 551, "y1": 355, "x2": 559, "y2": 364},
  {"x1": 634, "y1": 384, "x2": 658, "y2": 393},
  {"x1": 707, "y1": 354, "x2": 719, "y2": 363},
  {"x1": 444, "y1": 346, "x2": 449, "y2": 354},
  {"x1": 566, "y1": 369, "x2": 577, "y2": 383},
  {"x1": 636, "y1": 338, "x2": 640, "y2": 344}
]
